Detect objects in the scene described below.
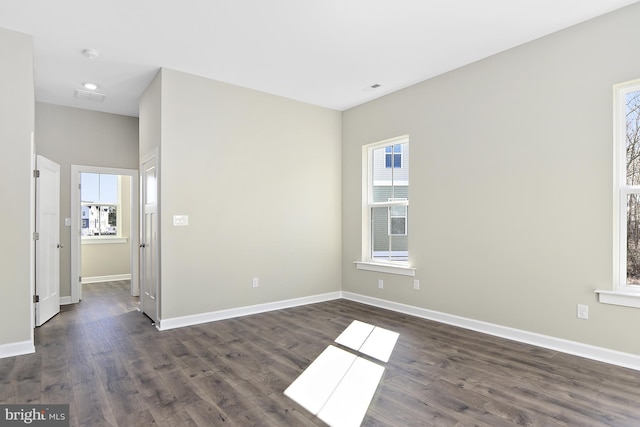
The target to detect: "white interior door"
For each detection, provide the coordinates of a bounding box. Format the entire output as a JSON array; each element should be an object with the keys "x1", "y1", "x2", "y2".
[
  {"x1": 35, "y1": 155, "x2": 61, "y2": 327},
  {"x1": 140, "y1": 153, "x2": 159, "y2": 323}
]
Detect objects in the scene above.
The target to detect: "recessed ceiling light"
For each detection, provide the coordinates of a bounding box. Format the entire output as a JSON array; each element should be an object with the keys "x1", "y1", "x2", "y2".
[
  {"x1": 83, "y1": 82, "x2": 99, "y2": 90},
  {"x1": 82, "y1": 49, "x2": 100, "y2": 59}
]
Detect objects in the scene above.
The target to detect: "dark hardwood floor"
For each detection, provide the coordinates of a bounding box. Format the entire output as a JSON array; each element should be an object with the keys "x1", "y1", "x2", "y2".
[{"x1": 1, "y1": 281, "x2": 640, "y2": 426}]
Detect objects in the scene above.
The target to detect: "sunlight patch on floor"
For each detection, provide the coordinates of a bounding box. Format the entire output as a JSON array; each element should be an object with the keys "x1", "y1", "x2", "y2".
[
  {"x1": 337, "y1": 320, "x2": 399, "y2": 363},
  {"x1": 284, "y1": 320, "x2": 399, "y2": 427}
]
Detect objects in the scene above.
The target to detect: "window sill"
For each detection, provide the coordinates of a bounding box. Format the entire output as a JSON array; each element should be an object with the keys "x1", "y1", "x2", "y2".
[
  {"x1": 82, "y1": 237, "x2": 128, "y2": 245},
  {"x1": 595, "y1": 289, "x2": 640, "y2": 308},
  {"x1": 354, "y1": 261, "x2": 415, "y2": 277}
]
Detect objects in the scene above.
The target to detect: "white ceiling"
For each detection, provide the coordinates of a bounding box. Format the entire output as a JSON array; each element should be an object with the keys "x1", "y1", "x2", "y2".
[{"x1": 0, "y1": 0, "x2": 637, "y2": 117}]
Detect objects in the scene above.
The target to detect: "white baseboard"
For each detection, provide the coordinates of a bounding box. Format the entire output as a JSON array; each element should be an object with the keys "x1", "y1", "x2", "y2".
[
  {"x1": 122, "y1": 287, "x2": 640, "y2": 371},
  {"x1": 82, "y1": 274, "x2": 131, "y2": 284},
  {"x1": 342, "y1": 292, "x2": 640, "y2": 372},
  {"x1": 0, "y1": 340, "x2": 35, "y2": 359},
  {"x1": 60, "y1": 296, "x2": 73, "y2": 305},
  {"x1": 158, "y1": 291, "x2": 342, "y2": 331}
]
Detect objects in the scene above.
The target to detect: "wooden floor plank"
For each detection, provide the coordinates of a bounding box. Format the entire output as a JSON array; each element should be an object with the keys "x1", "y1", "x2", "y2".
[{"x1": 1, "y1": 280, "x2": 640, "y2": 426}]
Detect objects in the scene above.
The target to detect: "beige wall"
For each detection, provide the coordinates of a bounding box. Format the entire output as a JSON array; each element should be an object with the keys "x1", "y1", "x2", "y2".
[
  {"x1": 35, "y1": 103, "x2": 139, "y2": 296},
  {"x1": 145, "y1": 68, "x2": 342, "y2": 320},
  {"x1": 139, "y1": 71, "x2": 161, "y2": 158},
  {"x1": 0, "y1": 28, "x2": 34, "y2": 347},
  {"x1": 81, "y1": 243, "x2": 130, "y2": 278},
  {"x1": 342, "y1": 3, "x2": 640, "y2": 355},
  {"x1": 81, "y1": 176, "x2": 132, "y2": 279}
]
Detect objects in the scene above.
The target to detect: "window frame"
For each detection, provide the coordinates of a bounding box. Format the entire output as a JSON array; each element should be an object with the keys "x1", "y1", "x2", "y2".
[
  {"x1": 80, "y1": 173, "x2": 123, "y2": 242},
  {"x1": 597, "y1": 79, "x2": 640, "y2": 307},
  {"x1": 355, "y1": 135, "x2": 415, "y2": 277}
]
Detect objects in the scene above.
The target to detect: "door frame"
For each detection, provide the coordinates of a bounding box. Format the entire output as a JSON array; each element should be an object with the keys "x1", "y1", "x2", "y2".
[{"x1": 70, "y1": 165, "x2": 139, "y2": 303}]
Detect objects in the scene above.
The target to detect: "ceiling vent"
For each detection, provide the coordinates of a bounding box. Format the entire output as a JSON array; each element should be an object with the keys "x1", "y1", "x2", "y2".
[
  {"x1": 74, "y1": 89, "x2": 106, "y2": 102},
  {"x1": 82, "y1": 49, "x2": 100, "y2": 59},
  {"x1": 362, "y1": 83, "x2": 382, "y2": 92}
]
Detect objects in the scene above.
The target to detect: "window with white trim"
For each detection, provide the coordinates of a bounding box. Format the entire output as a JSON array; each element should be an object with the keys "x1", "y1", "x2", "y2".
[
  {"x1": 366, "y1": 137, "x2": 409, "y2": 263},
  {"x1": 81, "y1": 173, "x2": 121, "y2": 238},
  {"x1": 596, "y1": 80, "x2": 640, "y2": 307},
  {"x1": 615, "y1": 80, "x2": 640, "y2": 290}
]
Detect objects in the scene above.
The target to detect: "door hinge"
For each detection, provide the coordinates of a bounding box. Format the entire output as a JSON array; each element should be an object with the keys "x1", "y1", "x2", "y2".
[
  {"x1": 33, "y1": 295, "x2": 39, "y2": 303},
  {"x1": 33, "y1": 232, "x2": 39, "y2": 241},
  {"x1": 79, "y1": 276, "x2": 82, "y2": 283},
  {"x1": 33, "y1": 169, "x2": 40, "y2": 178}
]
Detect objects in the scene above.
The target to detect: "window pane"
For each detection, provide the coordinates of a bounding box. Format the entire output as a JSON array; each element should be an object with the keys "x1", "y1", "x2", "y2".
[
  {"x1": 389, "y1": 205, "x2": 406, "y2": 216},
  {"x1": 99, "y1": 175, "x2": 118, "y2": 204},
  {"x1": 389, "y1": 205, "x2": 407, "y2": 236},
  {"x1": 82, "y1": 204, "x2": 117, "y2": 236},
  {"x1": 372, "y1": 187, "x2": 390, "y2": 203},
  {"x1": 85, "y1": 205, "x2": 99, "y2": 236},
  {"x1": 373, "y1": 146, "x2": 390, "y2": 199},
  {"x1": 81, "y1": 173, "x2": 118, "y2": 203},
  {"x1": 372, "y1": 206, "x2": 390, "y2": 258},
  {"x1": 628, "y1": 194, "x2": 640, "y2": 284},
  {"x1": 81, "y1": 173, "x2": 99, "y2": 203},
  {"x1": 146, "y1": 171, "x2": 157, "y2": 204},
  {"x1": 371, "y1": 206, "x2": 408, "y2": 261},
  {"x1": 394, "y1": 153, "x2": 401, "y2": 168},
  {"x1": 390, "y1": 217, "x2": 406, "y2": 235},
  {"x1": 97, "y1": 206, "x2": 117, "y2": 235},
  {"x1": 383, "y1": 145, "x2": 403, "y2": 169},
  {"x1": 372, "y1": 144, "x2": 408, "y2": 201},
  {"x1": 81, "y1": 206, "x2": 91, "y2": 236},
  {"x1": 106, "y1": 206, "x2": 117, "y2": 235},
  {"x1": 626, "y1": 90, "x2": 640, "y2": 185}
]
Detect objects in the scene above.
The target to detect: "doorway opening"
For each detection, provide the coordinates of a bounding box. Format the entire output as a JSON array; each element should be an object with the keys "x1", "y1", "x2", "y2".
[{"x1": 70, "y1": 165, "x2": 139, "y2": 303}]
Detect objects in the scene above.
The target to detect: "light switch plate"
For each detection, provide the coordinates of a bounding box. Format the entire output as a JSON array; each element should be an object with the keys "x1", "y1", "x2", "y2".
[{"x1": 173, "y1": 215, "x2": 189, "y2": 226}]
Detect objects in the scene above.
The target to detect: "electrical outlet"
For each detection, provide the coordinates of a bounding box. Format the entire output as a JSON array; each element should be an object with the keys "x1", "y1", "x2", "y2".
[
  {"x1": 413, "y1": 279, "x2": 420, "y2": 290},
  {"x1": 252, "y1": 277, "x2": 259, "y2": 288},
  {"x1": 577, "y1": 304, "x2": 588, "y2": 320},
  {"x1": 378, "y1": 279, "x2": 384, "y2": 289}
]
